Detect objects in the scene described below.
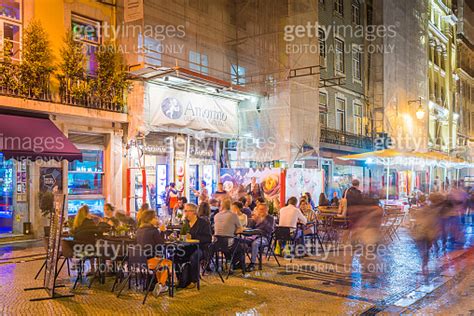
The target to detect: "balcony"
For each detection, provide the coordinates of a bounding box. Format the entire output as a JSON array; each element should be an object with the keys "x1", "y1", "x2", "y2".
[
  {"x1": 320, "y1": 127, "x2": 373, "y2": 150},
  {"x1": 0, "y1": 62, "x2": 52, "y2": 101},
  {"x1": 59, "y1": 75, "x2": 126, "y2": 113},
  {"x1": 0, "y1": 62, "x2": 127, "y2": 113}
]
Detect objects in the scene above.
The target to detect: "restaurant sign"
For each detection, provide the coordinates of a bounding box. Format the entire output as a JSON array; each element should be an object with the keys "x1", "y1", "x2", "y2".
[{"x1": 146, "y1": 84, "x2": 239, "y2": 136}]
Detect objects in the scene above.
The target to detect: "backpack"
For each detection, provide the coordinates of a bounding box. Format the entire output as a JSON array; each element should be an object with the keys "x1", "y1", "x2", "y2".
[{"x1": 338, "y1": 188, "x2": 350, "y2": 216}]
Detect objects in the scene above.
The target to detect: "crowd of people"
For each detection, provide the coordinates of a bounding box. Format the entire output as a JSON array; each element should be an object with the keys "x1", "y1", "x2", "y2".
[{"x1": 68, "y1": 176, "x2": 473, "y2": 296}]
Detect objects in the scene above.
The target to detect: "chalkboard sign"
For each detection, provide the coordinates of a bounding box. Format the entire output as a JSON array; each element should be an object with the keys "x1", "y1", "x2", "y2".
[{"x1": 43, "y1": 194, "x2": 66, "y2": 296}]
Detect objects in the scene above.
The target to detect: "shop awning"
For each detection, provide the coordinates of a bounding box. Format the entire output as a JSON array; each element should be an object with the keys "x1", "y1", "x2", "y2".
[{"x1": 0, "y1": 113, "x2": 82, "y2": 162}]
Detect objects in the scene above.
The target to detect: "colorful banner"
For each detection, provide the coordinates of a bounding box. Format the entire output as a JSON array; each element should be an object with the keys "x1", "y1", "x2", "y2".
[
  {"x1": 285, "y1": 168, "x2": 323, "y2": 203},
  {"x1": 146, "y1": 84, "x2": 239, "y2": 136},
  {"x1": 219, "y1": 168, "x2": 281, "y2": 203}
]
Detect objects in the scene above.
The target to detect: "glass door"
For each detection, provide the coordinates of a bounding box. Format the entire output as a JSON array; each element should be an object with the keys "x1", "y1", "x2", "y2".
[{"x1": 0, "y1": 153, "x2": 14, "y2": 234}]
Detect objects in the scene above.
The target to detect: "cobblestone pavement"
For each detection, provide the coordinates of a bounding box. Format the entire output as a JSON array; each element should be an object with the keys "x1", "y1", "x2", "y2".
[{"x1": 0, "y1": 222, "x2": 473, "y2": 315}]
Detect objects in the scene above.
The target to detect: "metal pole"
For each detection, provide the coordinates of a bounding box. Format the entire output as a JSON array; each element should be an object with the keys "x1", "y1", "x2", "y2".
[{"x1": 386, "y1": 161, "x2": 390, "y2": 201}]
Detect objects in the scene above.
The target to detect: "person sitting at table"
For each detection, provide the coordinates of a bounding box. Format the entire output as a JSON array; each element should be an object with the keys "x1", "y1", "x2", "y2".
[
  {"x1": 279, "y1": 197, "x2": 307, "y2": 228},
  {"x1": 318, "y1": 193, "x2": 330, "y2": 207},
  {"x1": 239, "y1": 196, "x2": 253, "y2": 218},
  {"x1": 209, "y1": 198, "x2": 220, "y2": 226},
  {"x1": 72, "y1": 205, "x2": 101, "y2": 243},
  {"x1": 98, "y1": 203, "x2": 119, "y2": 232},
  {"x1": 175, "y1": 203, "x2": 212, "y2": 289},
  {"x1": 246, "y1": 202, "x2": 274, "y2": 271},
  {"x1": 231, "y1": 201, "x2": 248, "y2": 227},
  {"x1": 299, "y1": 199, "x2": 317, "y2": 235},
  {"x1": 172, "y1": 197, "x2": 187, "y2": 224},
  {"x1": 198, "y1": 202, "x2": 211, "y2": 222},
  {"x1": 212, "y1": 198, "x2": 244, "y2": 271},
  {"x1": 136, "y1": 203, "x2": 150, "y2": 227},
  {"x1": 330, "y1": 192, "x2": 340, "y2": 207},
  {"x1": 304, "y1": 192, "x2": 316, "y2": 210},
  {"x1": 136, "y1": 210, "x2": 172, "y2": 297}
]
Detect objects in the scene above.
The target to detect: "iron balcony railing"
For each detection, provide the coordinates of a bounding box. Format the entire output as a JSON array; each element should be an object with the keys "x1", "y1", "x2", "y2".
[
  {"x1": 0, "y1": 62, "x2": 126, "y2": 113},
  {"x1": 58, "y1": 75, "x2": 126, "y2": 113},
  {"x1": 320, "y1": 127, "x2": 373, "y2": 150}
]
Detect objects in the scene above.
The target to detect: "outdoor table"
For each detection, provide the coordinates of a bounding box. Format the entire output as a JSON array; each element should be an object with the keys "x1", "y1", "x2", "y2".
[
  {"x1": 164, "y1": 239, "x2": 200, "y2": 297},
  {"x1": 318, "y1": 206, "x2": 339, "y2": 214},
  {"x1": 238, "y1": 228, "x2": 264, "y2": 271}
]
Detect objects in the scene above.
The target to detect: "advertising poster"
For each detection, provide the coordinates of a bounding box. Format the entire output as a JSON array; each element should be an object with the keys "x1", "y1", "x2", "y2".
[
  {"x1": 40, "y1": 168, "x2": 63, "y2": 193},
  {"x1": 285, "y1": 168, "x2": 323, "y2": 203},
  {"x1": 219, "y1": 168, "x2": 281, "y2": 203}
]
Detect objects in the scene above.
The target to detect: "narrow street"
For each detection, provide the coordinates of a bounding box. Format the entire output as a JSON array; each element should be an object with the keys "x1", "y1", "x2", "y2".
[{"x1": 1, "y1": 221, "x2": 472, "y2": 315}]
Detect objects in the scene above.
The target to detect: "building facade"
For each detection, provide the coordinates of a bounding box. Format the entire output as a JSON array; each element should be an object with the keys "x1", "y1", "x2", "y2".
[
  {"x1": 0, "y1": 0, "x2": 127, "y2": 236},
  {"x1": 318, "y1": 0, "x2": 373, "y2": 196}
]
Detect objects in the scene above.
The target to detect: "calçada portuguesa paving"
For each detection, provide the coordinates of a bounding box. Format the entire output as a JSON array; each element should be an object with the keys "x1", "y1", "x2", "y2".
[{"x1": 0, "y1": 222, "x2": 473, "y2": 315}]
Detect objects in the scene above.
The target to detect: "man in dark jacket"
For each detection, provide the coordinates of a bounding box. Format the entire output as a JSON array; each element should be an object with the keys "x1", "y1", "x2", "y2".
[{"x1": 345, "y1": 179, "x2": 363, "y2": 207}]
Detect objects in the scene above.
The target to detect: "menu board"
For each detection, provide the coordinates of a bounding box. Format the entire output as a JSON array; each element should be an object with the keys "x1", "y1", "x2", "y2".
[{"x1": 43, "y1": 194, "x2": 66, "y2": 296}]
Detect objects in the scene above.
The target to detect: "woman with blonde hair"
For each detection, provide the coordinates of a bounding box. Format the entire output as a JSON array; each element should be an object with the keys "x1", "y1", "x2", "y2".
[{"x1": 72, "y1": 205, "x2": 99, "y2": 242}]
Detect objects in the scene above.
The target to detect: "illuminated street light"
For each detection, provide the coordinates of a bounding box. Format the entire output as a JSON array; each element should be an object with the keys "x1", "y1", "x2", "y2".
[{"x1": 408, "y1": 97, "x2": 425, "y2": 120}]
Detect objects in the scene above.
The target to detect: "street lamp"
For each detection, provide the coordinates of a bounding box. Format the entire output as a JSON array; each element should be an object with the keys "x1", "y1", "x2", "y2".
[{"x1": 408, "y1": 97, "x2": 425, "y2": 120}]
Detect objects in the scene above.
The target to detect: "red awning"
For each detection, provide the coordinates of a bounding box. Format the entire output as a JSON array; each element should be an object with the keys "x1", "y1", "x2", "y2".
[{"x1": 0, "y1": 113, "x2": 82, "y2": 162}]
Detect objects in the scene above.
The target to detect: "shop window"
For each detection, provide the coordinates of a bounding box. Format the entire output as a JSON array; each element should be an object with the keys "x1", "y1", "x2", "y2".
[
  {"x1": 231, "y1": 64, "x2": 246, "y2": 85},
  {"x1": 68, "y1": 149, "x2": 104, "y2": 196},
  {"x1": 189, "y1": 50, "x2": 209, "y2": 74},
  {"x1": 71, "y1": 15, "x2": 101, "y2": 75},
  {"x1": 319, "y1": 112, "x2": 327, "y2": 128},
  {"x1": 335, "y1": 38, "x2": 345, "y2": 74},
  {"x1": 143, "y1": 35, "x2": 162, "y2": 66}
]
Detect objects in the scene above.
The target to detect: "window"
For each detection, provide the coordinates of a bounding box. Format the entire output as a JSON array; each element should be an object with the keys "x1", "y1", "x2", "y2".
[
  {"x1": 334, "y1": 0, "x2": 343, "y2": 15},
  {"x1": 335, "y1": 38, "x2": 345, "y2": 73},
  {"x1": 336, "y1": 98, "x2": 346, "y2": 131},
  {"x1": 352, "y1": 47, "x2": 361, "y2": 80},
  {"x1": 318, "y1": 28, "x2": 326, "y2": 63},
  {"x1": 0, "y1": 0, "x2": 22, "y2": 62},
  {"x1": 71, "y1": 15, "x2": 101, "y2": 75},
  {"x1": 142, "y1": 35, "x2": 162, "y2": 66},
  {"x1": 319, "y1": 92, "x2": 328, "y2": 108},
  {"x1": 354, "y1": 103, "x2": 363, "y2": 135},
  {"x1": 319, "y1": 112, "x2": 327, "y2": 128},
  {"x1": 189, "y1": 50, "x2": 209, "y2": 74},
  {"x1": 231, "y1": 64, "x2": 246, "y2": 85},
  {"x1": 352, "y1": 0, "x2": 360, "y2": 24},
  {"x1": 68, "y1": 149, "x2": 104, "y2": 196}
]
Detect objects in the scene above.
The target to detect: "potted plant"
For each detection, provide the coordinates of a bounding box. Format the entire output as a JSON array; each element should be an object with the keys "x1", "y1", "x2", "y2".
[{"x1": 39, "y1": 191, "x2": 54, "y2": 237}]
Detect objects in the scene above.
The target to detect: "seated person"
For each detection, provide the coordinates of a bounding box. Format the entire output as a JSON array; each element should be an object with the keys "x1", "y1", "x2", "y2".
[
  {"x1": 136, "y1": 210, "x2": 171, "y2": 297},
  {"x1": 246, "y1": 203, "x2": 274, "y2": 270},
  {"x1": 212, "y1": 199, "x2": 244, "y2": 270},
  {"x1": 197, "y1": 202, "x2": 211, "y2": 222},
  {"x1": 330, "y1": 192, "x2": 340, "y2": 207},
  {"x1": 239, "y1": 196, "x2": 253, "y2": 218},
  {"x1": 231, "y1": 201, "x2": 248, "y2": 227},
  {"x1": 175, "y1": 203, "x2": 212, "y2": 289},
  {"x1": 136, "y1": 203, "x2": 150, "y2": 228},
  {"x1": 172, "y1": 197, "x2": 187, "y2": 224},
  {"x1": 209, "y1": 198, "x2": 220, "y2": 226},
  {"x1": 72, "y1": 205, "x2": 101, "y2": 243},
  {"x1": 299, "y1": 200, "x2": 316, "y2": 235},
  {"x1": 98, "y1": 203, "x2": 120, "y2": 232},
  {"x1": 318, "y1": 193, "x2": 330, "y2": 207},
  {"x1": 279, "y1": 197, "x2": 307, "y2": 228}
]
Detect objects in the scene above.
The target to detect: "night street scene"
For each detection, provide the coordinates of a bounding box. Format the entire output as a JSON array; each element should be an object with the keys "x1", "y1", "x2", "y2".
[{"x1": 0, "y1": 0, "x2": 474, "y2": 315}]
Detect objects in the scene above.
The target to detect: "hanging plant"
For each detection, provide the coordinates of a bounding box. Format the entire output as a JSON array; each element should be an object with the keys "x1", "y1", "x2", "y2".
[{"x1": 20, "y1": 20, "x2": 54, "y2": 99}]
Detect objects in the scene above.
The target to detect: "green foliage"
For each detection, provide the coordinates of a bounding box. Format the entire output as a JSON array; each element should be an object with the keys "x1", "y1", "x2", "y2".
[
  {"x1": 20, "y1": 20, "x2": 54, "y2": 98},
  {"x1": 0, "y1": 39, "x2": 20, "y2": 91},
  {"x1": 39, "y1": 191, "x2": 55, "y2": 218},
  {"x1": 93, "y1": 43, "x2": 130, "y2": 109}
]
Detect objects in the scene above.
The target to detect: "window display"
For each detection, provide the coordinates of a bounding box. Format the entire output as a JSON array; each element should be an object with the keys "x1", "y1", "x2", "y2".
[
  {"x1": 68, "y1": 149, "x2": 104, "y2": 195},
  {"x1": 67, "y1": 199, "x2": 104, "y2": 217}
]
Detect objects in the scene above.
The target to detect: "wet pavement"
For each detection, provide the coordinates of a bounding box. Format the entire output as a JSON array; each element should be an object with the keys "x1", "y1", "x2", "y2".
[{"x1": 0, "y1": 218, "x2": 473, "y2": 315}]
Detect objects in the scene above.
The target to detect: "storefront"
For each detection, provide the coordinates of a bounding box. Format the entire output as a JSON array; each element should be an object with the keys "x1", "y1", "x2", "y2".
[
  {"x1": 127, "y1": 79, "x2": 242, "y2": 216},
  {"x1": 0, "y1": 153, "x2": 15, "y2": 234}
]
